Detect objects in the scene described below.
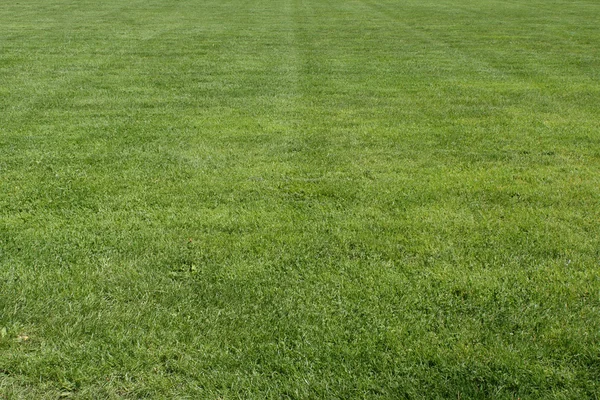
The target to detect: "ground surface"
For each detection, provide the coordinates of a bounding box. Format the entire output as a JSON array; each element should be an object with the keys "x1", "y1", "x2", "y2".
[{"x1": 1, "y1": 0, "x2": 600, "y2": 398}]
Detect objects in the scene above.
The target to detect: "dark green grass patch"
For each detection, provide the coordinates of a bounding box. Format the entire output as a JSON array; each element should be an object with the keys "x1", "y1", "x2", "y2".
[{"x1": 1, "y1": 0, "x2": 600, "y2": 398}]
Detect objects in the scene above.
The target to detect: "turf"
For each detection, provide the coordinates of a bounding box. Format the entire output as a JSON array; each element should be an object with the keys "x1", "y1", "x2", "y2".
[{"x1": 1, "y1": 0, "x2": 600, "y2": 398}]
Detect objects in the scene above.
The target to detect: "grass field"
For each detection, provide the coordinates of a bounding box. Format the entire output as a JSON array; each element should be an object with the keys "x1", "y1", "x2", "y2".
[{"x1": 1, "y1": 0, "x2": 600, "y2": 398}]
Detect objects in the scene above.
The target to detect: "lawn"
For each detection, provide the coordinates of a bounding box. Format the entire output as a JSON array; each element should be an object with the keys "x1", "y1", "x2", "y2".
[{"x1": 1, "y1": 0, "x2": 599, "y2": 398}]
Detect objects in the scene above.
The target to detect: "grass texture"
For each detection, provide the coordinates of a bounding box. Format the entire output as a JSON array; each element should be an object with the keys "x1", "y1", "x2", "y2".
[{"x1": 1, "y1": 0, "x2": 600, "y2": 398}]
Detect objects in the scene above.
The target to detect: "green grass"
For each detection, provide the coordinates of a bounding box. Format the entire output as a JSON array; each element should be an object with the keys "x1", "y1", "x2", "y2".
[{"x1": 1, "y1": 0, "x2": 600, "y2": 398}]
